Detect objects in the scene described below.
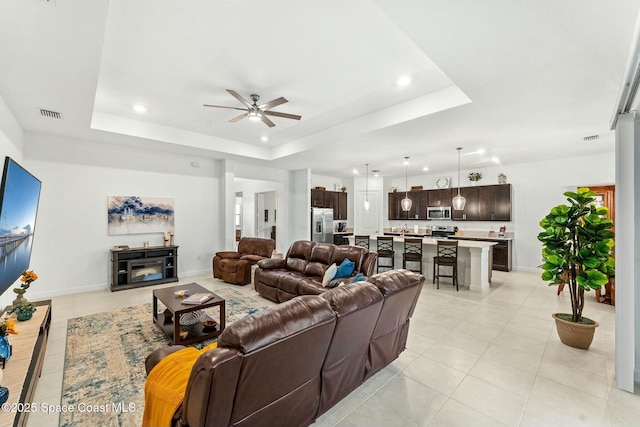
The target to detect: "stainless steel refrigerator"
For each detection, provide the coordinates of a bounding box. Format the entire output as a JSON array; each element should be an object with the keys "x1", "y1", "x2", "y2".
[{"x1": 311, "y1": 208, "x2": 334, "y2": 243}]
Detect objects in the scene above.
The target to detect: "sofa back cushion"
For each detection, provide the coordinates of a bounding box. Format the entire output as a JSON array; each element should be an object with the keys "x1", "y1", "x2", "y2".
[
  {"x1": 181, "y1": 347, "x2": 243, "y2": 427},
  {"x1": 366, "y1": 269, "x2": 424, "y2": 379},
  {"x1": 237, "y1": 237, "x2": 275, "y2": 259},
  {"x1": 330, "y1": 245, "x2": 366, "y2": 273},
  {"x1": 285, "y1": 240, "x2": 316, "y2": 272},
  {"x1": 304, "y1": 243, "x2": 335, "y2": 277},
  {"x1": 218, "y1": 295, "x2": 336, "y2": 427},
  {"x1": 318, "y1": 281, "x2": 383, "y2": 414}
]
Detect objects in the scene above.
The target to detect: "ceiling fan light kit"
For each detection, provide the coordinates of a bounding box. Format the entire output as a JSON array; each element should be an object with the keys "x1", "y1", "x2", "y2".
[{"x1": 204, "y1": 89, "x2": 301, "y2": 128}]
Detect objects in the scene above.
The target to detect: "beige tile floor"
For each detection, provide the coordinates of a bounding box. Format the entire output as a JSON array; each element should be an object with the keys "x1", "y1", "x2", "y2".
[{"x1": 25, "y1": 270, "x2": 640, "y2": 427}]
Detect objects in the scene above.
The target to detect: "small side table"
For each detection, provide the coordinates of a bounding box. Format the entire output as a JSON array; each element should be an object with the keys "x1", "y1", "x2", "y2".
[{"x1": 153, "y1": 283, "x2": 225, "y2": 345}]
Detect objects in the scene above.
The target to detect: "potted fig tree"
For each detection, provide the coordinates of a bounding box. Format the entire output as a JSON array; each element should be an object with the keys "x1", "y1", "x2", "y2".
[{"x1": 537, "y1": 188, "x2": 615, "y2": 349}]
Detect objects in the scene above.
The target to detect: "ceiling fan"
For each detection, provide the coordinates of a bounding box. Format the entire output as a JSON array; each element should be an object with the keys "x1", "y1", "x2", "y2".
[{"x1": 204, "y1": 89, "x2": 302, "y2": 128}]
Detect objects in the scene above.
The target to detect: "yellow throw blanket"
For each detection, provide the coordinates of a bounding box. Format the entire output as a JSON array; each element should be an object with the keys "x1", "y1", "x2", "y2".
[{"x1": 142, "y1": 342, "x2": 218, "y2": 427}]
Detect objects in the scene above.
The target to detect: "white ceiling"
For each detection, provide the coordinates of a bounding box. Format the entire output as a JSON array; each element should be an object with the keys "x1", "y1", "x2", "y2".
[{"x1": 0, "y1": 0, "x2": 638, "y2": 178}]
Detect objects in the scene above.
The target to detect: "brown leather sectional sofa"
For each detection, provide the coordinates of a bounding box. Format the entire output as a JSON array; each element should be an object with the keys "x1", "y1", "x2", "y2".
[
  {"x1": 254, "y1": 240, "x2": 378, "y2": 302},
  {"x1": 213, "y1": 237, "x2": 275, "y2": 285},
  {"x1": 145, "y1": 268, "x2": 424, "y2": 427}
]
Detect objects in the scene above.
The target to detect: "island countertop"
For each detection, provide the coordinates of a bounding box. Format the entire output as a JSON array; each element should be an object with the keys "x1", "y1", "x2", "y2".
[
  {"x1": 374, "y1": 235, "x2": 497, "y2": 248},
  {"x1": 347, "y1": 235, "x2": 495, "y2": 292}
]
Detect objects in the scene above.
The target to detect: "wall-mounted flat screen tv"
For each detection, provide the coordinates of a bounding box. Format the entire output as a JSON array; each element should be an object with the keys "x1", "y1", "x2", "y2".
[{"x1": 0, "y1": 157, "x2": 41, "y2": 297}]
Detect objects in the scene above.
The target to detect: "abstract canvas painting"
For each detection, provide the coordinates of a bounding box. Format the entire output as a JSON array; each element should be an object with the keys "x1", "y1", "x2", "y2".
[{"x1": 107, "y1": 196, "x2": 174, "y2": 235}]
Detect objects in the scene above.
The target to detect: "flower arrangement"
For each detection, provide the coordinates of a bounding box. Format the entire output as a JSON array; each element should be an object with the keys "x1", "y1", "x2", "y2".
[
  {"x1": 0, "y1": 319, "x2": 18, "y2": 337},
  {"x1": 468, "y1": 172, "x2": 483, "y2": 182},
  {"x1": 8, "y1": 301, "x2": 36, "y2": 319},
  {"x1": 14, "y1": 270, "x2": 38, "y2": 297}
]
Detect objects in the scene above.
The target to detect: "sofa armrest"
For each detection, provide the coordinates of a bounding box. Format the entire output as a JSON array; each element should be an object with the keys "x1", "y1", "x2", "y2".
[
  {"x1": 240, "y1": 254, "x2": 267, "y2": 263},
  {"x1": 145, "y1": 345, "x2": 187, "y2": 375},
  {"x1": 215, "y1": 251, "x2": 242, "y2": 259},
  {"x1": 257, "y1": 258, "x2": 286, "y2": 269},
  {"x1": 361, "y1": 251, "x2": 378, "y2": 276}
]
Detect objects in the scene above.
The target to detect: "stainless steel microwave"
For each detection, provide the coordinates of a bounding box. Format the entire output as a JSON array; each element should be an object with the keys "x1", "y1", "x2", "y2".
[{"x1": 427, "y1": 206, "x2": 451, "y2": 220}]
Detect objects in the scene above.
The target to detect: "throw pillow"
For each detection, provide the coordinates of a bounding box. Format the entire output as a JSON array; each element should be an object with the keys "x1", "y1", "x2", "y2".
[
  {"x1": 334, "y1": 258, "x2": 355, "y2": 278},
  {"x1": 322, "y1": 263, "x2": 338, "y2": 287},
  {"x1": 352, "y1": 272, "x2": 365, "y2": 282}
]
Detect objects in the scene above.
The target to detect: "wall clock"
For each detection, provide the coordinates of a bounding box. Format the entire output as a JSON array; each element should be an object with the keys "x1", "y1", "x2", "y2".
[{"x1": 435, "y1": 177, "x2": 450, "y2": 189}]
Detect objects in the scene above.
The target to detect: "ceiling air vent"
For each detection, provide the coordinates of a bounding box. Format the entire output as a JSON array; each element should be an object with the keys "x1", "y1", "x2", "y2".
[
  {"x1": 40, "y1": 109, "x2": 61, "y2": 119},
  {"x1": 583, "y1": 134, "x2": 599, "y2": 142}
]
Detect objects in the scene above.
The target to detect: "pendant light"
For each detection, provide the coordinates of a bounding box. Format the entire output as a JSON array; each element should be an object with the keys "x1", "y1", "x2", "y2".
[
  {"x1": 363, "y1": 163, "x2": 371, "y2": 211},
  {"x1": 452, "y1": 147, "x2": 466, "y2": 210},
  {"x1": 401, "y1": 157, "x2": 412, "y2": 212}
]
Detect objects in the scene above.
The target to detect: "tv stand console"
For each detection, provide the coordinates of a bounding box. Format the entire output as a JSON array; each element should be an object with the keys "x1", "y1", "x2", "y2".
[
  {"x1": 0, "y1": 300, "x2": 51, "y2": 427},
  {"x1": 110, "y1": 246, "x2": 178, "y2": 291}
]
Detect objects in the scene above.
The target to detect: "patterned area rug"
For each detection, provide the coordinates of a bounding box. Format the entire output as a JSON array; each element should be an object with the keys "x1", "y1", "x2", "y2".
[{"x1": 59, "y1": 287, "x2": 272, "y2": 427}]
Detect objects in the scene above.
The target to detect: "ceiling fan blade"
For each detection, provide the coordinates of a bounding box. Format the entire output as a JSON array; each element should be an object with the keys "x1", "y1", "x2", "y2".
[
  {"x1": 261, "y1": 115, "x2": 276, "y2": 128},
  {"x1": 203, "y1": 104, "x2": 246, "y2": 111},
  {"x1": 226, "y1": 89, "x2": 253, "y2": 108},
  {"x1": 229, "y1": 113, "x2": 247, "y2": 123},
  {"x1": 258, "y1": 97, "x2": 288, "y2": 110},
  {"x1": 263, "y1": 110, "x2": 302, "y2": 120}
]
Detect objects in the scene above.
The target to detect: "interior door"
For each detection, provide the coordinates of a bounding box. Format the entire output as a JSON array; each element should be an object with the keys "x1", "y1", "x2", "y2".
[{"x1": 357, "y1": 191, "x2": 379, "y2": 236}]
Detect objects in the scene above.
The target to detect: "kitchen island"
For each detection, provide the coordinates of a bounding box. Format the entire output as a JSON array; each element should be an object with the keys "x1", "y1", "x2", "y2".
[{"x1": 348, "y1": 235, "x2": 496, "y2": 292}]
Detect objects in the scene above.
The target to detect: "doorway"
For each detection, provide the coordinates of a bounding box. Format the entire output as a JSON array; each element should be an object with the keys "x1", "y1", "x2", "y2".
[
  {"x1": 256, "y1": 191, "x2": 277, "y2": 243},
  {"x1": 356, "y1": 190, "x2": 379, "y2": 235},
  {"x1": 584, "y1": 185, "x2": 615, "y2": 305}
]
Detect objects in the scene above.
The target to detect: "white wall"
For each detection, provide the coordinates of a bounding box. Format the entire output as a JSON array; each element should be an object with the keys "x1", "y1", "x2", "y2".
[
  {"x1": 22, "y1": 134, "x2": 222, "y2": 299},
  {"x1": 0, "y1": 94, "x2": 25, "y2": 309},
  {"x1": 615, "y1": 113, "x2": 638, "y2": 390}
]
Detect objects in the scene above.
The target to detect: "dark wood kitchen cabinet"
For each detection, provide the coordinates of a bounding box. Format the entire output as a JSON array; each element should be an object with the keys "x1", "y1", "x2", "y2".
[
  {"x1": 477, "y1": 184, "x2": 511, "y2": 221},
  {"x1": 388, "y1": 191, "x2": 420, "y2": 220},
  {"x1": 491, "y1": 240, "x2": 512, "y2": 271},
  {"x1": 387, "y1": 184, "x2": 512, "y2": 222},
  {"x1": 311, "y1": 189, "x2": 347, "y2": 220},
  {"x1": 452, "y1": 186, "x2": 479, "y2": 221},
  {"x1": 427, "y1": 188, "x2": 452, "y2": 208},
  {"x1": 450, "y1": 237, "x2": 512, "y2": 271},
  {"x1": 388, "y1": 192, "x2": 402, "y2": 220},
  {"x1": 311, "y1": 189, "x2": 326, "y2": 207},
  {"x1": 332, "y1": 191, "x2": 348, "y2": 220}
]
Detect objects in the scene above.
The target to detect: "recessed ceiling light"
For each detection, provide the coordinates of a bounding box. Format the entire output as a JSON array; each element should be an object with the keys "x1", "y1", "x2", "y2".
[
  {"x1": 372, "y1": 169, "x2": 381, "y2": 177},
  {"x1": 491, "y1": 156, "x2": 500, "y2": 163},
  {"x1": 133, "y1": 104, "x2": 146, "y2": 113},
  {"x1": 397, "y1": 76, "x2": 411, "y2": 87},
  {"x1": 422, "y1": 166, "x2": 429, "y2": 171},
  {"x1": 261, "y1": 136, "x2": 269, "y2": 142},
  {"x1": 352, "y1": 169, "x2": 359, "y2": 175},
  {"x1": 477, "y1": 148, "x2": 486, "y2": 154}
]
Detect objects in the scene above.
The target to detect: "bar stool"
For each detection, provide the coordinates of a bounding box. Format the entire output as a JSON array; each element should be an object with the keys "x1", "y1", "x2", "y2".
[
  {"x1": 402, "y1": 238, "x2": 423, "y2": 273},
  {"x1": 376, "y1": 236, "x2": 395, "y2": 272},
  {"x1": 433, "y1": 240, "x2": 459, "y2": 291},
  {"x1": 354, "y1": 235, "x2": 370, "y2": 250}
]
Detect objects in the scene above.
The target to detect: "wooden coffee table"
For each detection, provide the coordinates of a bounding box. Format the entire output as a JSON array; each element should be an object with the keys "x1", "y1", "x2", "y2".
[{"x1": 153, "y1": 283, "x2": 225, "y2": 345}]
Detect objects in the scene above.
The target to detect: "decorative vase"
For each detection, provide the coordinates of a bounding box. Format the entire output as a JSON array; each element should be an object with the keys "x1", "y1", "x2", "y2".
[
  {"x1": 11, "y1": 294, "x2": 25, "y2": 308},
  {"x1": 552, "y1": 313, "x2": 599, "y2": 350},
  {"x1": 17, "y1": 312, "x2": 32, "y2": 321},
  {"x1": 0, "y1": 336, "x2": 11, "y2": 361}
]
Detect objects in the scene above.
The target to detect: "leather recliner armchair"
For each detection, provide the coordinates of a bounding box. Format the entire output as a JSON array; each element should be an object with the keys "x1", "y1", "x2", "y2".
[{"x1": 213, "y1": 237, "x2": 275, "y2": 285}]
